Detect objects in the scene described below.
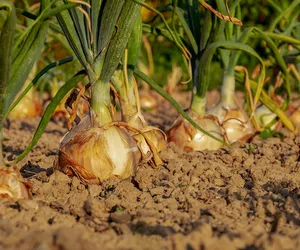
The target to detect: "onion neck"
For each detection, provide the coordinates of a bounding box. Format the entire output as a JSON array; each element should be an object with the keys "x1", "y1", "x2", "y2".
[
  {"x1": 220, "y1": 73, "x2": 236, "y2": 108},
  {"x1": 91, "y1": 79, "x2": 113, "y2": 126},
  {"x1": 120, "y1": 76, "x2": 138, "y2": 123},
  {"x1": 112, "y1": 70, "x2": 140, "y2": 124},
  {"x1": 191, "y1": 94, "x2": 206, "y2": 116},
  {"x1": 190, "y1": 58, "x2": 207, "y2": 116}
]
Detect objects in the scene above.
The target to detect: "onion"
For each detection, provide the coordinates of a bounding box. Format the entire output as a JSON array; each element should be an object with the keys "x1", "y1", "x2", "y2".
[
  {"x1": 9, "y1": 90, "x2": 42, "y2": 119},
  {"x1": 112, "y1": 71, "x2": 167, "y2": 166},
  {"x1": 0, "y1": 166, "x2": 31, "y2": 199},
  {"x1": 127, "y1": 111, "x2": 167, "y2": 151},
  {"x1": 208, "y1": 104, "x2": 255, "y2": 143},
  {"x1": 9, "y1": 64, "x2": 41, "y2": 119},
  {"x1": 254, "y1": 105, "x2": 278, "y2": 129},
  {"x1": 56, "y1": 114, "x2": 142, "y2": 184},
  {"x1": 208, "y1": 75, "x2": 255, "y2": 143},
  {"x1": 168, "y1": 112, "x2": 225, "y2": 152},
  {"x1": 290, "y1": 107, "x2": 300, "y2": 128}
]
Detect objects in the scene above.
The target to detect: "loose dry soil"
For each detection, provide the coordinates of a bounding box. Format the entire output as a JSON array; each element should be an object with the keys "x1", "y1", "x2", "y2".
[{"x1": 1, "y1": 91, "x2": 299, "y2": 250}]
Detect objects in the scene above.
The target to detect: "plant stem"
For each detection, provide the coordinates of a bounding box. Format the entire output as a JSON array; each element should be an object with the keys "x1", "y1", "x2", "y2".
[
  {"x1": 190, "y1": 58, "x2": 207, "y2": 115},
  {"x1": 111, "y1": 70, "x2": 138, "y2": 123},
  {"x1": 91, "y1": 80, "x2": 112, "y2": 126},
  {"x1": 121, "y1": 77, "x2": 138, "y2": 122},
  {"x1": 121, "y1": 48, "x2": 138, "y2": 122},
  {"x1": 191, "y1": 95, "x2": 206, "y2": 116},
  {"x1": 220, "y1": 73, "x2": 236, "y2": 107}
]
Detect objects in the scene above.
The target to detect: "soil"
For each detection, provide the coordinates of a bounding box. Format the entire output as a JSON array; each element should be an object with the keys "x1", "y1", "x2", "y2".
[{"x1": 1, "y1": 91, "x2": 300, "y2": 250}]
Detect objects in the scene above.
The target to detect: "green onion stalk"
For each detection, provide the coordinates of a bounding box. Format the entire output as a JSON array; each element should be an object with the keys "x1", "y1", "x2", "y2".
[
  {"x1": 111, "y1": 15, "x2": 166, "y2": 166},
  {"x1": 205, "y1": 28, "x2": 257, "y2": 143},
  {"x1": 199, "y1": 1, "x2": 268, "y2": 144},
  {"x1": 54, "y1": 0, "x2": 165, "y2": 184},
  {"x1": 207, "y1": 56, "x2": 256, "y2": 143}
]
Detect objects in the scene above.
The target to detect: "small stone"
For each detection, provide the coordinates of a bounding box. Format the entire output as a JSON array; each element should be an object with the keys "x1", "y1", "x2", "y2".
[
  {"x1": 244, "y1": 154, "x2": 254, "y2": 168},
  {"x1": 230, "y1": 174, "x2": 245, "y2": 188},
  {"x1": 71, "y1": 177, "x2": 81, "y2": 189},
  {"x1": 105, "y1": 194, "x2": 121, "y2": 209},
  {"x1": 261, "y1": 148, "x2": 274, "y2": 158},
  {"x1": 88, "y1": 184, "x2": 102, "y2": 197},
  {"x1": 160, "y1": 148, "x2": 176, "y2": 161},
  {"x1": 214, "y1": 178, "x2": 225, "y2": 186},
  {"x1": 190, "y1": 176, "x2": 199, "y2": 185},
  {"x1": 110, "y1": 211, "x2": 131, "y2": 223}
]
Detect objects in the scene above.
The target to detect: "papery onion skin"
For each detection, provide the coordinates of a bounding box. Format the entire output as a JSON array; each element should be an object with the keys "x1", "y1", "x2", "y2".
[
  {"x1": 168, "y1": 114, "x2": 225, "y2": 152},
  {"x1": 208, "y1": 105, "x2": 255, "y2": 143},
  {"x1": 57, "y1": 121, "x2": 142, "y2": 184},
  {"x1": 207, "y1": 75, "x2": 255, "y2": 143},
  {"x1": 129, "y1": 118, "x2": 167, "y2": 154},
  {"x1": 0, "y1": 166, "x2": 31, "y2": 199},
  {"x1": 126, "y1": 113, "x2": 167, "y2": 165}
]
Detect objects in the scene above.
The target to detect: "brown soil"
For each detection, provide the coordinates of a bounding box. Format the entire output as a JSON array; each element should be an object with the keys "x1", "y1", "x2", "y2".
[{"x1": 1, "y1": 91, "x2": 300, "y2": 250}]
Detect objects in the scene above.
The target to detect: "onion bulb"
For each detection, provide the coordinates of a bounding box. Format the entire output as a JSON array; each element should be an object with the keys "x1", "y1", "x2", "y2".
[
  {"x1": 168, "y1": 112, "x2": 225, "y2": 152},
  {"x1": 9, "y1": 64, "x2": 41, "y2": 119},
  {"x1": 254, "y1": 105, "x2": 278, "y2": 129},
  {"x1": 141, "y1": 2, "x2": 157, "y2": 21},
  {"x1": 0, "y1": 166, "x2": 31, "y2": 199},
  {"x1": 208, "y1": 104, "x2": 255, "y2": 143},
  {"x1": 208, "y1": 75, "x2": 255, "y2": 143},
  {"x1": 290, "y1": 107, "x2": 300, "y2": 128},
  {"x1": 9, "y1": 89, "x2": 42, "y2": 119},
  {"x1": 56, "y1": 114, "x2": 142, "y2": 184}
]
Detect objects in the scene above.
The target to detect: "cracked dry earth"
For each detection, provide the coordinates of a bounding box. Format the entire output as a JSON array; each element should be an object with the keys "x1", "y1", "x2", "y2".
[{"x1": 1, "y1": 91, "x2": 300, "y2": 250}]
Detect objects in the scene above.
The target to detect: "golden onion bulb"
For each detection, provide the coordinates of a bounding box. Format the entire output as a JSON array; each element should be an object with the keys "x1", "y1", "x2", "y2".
[
  {"x1": 57, "y1": 117, "x2": 142, "y2": 184},
  {"x1": 254, "y1": 105, "x2": 277, "y2": 129},
  {"x1": 290, "y1": 107, "x2": 300, "y2": 128},
  {"x1": 0, "y1": 166, "x2": 31, "y2": 199},
  {"x1": 9, "y1": 90, "x2": 42, "y2": 119},
  {"x1": 208, "y1": 103, "x2": 255, "y2": 143},
  {"x1": 9, "y1": 64, "x2": 41, "y2": 119},
  {"x1": 168, "y1": 114, "x2": 225, "y2": 152}
]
